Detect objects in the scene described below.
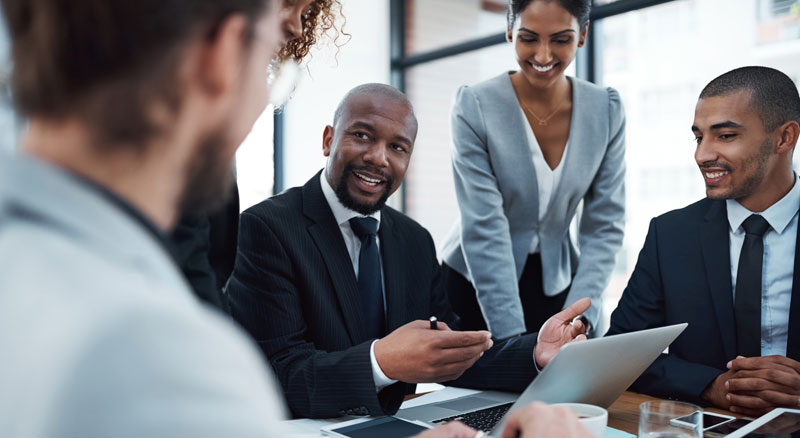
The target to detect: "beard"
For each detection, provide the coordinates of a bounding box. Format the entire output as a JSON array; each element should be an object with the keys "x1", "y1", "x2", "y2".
[
  {"x1": 178, "y1": 128, "x2": 237, "y2": 217},
  {"x1": 334, "y1": 164, "x2": 394, "y2": 216},
  {"x1": 706, "y1": 138, "x2": 772, "y2": 201}
]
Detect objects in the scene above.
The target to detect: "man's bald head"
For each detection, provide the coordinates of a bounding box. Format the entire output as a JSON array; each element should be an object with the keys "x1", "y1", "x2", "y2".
[
  {"x1": 323, "y1": 83, "x2": 418, "y2": 215},
  {"x1": 333, "y1": 83, "x2": 418, "y2": 134}
]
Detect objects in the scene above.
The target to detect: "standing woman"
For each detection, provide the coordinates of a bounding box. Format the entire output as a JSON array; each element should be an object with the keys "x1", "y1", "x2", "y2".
[{"x1": 441, "y1": 0, "x2": 626, "y2": 340}]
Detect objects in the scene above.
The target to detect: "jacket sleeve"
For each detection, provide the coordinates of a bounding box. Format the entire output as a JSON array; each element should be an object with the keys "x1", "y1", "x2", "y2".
[
  {"x1": 450, "y1": 85, "x2": 526, "y2": 339},
  {"x1": 606, "y1": 218, "x2": 722, "y2": 403},
  {"x1": 50, "y1": 302, "x2": 292, "y2": 438},
  {"x1": 227, "y1": 211, "x2": 408, "y2": 418},
  {"x1": 564, "y1": 87, "x2": 627, "y2": 328}
]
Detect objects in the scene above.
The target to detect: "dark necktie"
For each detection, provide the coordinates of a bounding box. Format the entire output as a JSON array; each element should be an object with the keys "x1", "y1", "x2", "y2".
[
  {"x1": 735, "y1": 214, "x2": 770, "y2": 357},
  {"x1": 349, "y1": 217, "x2": 385, "y2": 339}
]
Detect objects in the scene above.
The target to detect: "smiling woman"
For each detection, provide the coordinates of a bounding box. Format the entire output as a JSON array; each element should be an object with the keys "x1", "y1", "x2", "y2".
[{"x1": 440, "y1": 0, "x2": 627, "y2": 340}]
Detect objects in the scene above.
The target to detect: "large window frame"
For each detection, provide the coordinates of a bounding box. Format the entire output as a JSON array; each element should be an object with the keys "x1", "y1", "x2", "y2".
[{"x1": 383, "y1": 0, "x2": 679, "y2": 210}]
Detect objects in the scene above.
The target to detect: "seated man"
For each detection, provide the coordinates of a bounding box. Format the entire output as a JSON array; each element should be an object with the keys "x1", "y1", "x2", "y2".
[
  {"x1": 228, "y1": 83, "x2": 590, "y2": 419},
  {"x1": 607, "y1": 66, "x2": 800, "y2": 416}
]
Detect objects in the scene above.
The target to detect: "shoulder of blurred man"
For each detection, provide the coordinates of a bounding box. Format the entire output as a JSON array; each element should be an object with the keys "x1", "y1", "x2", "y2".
[{"x1": 0, "y1": 154, "x2": 288, "y2": 437}]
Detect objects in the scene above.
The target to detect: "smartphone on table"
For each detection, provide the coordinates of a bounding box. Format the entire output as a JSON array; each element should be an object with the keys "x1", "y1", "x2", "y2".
[{"x1": 670, "y1": 411, "x2": 736, "y2": 431}]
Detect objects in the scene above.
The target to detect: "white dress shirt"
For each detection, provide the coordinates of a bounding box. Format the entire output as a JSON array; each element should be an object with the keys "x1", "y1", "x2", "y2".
[
  {"x1": 319, "y1": 172, "x2": 398, "y2": 391},
  {"x1": 727, "y1": 174, "x2": 800, "y2": 357},
  {"x1": 519, "y1": 105, "x2": 570, "y2": 255}
]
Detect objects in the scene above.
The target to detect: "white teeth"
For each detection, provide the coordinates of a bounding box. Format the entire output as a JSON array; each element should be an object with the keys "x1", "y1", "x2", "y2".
[
  {"x1": 355, "y1": 172, "x2": 381, "y2": 186},
  {"x1": 533, "y1": 64, "x2": 554, "y2": 72},
  {"x1": 705, "y1": 171, "x2": 728, "y2": 179}
]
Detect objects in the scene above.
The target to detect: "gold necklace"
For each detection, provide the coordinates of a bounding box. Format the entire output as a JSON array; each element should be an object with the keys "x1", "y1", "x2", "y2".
[{"x1": 520, "y1": 97, "x2": 565, "y2": 126}]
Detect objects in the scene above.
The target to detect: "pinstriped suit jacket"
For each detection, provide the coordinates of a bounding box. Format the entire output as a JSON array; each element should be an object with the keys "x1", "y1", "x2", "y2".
[{"x1": 227, "y1": 171, "x2": 538, "y2": 419}]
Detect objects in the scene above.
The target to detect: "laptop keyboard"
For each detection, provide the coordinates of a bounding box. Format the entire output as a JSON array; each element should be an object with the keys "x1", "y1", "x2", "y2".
[{"x1": 431, "y1": 402, "x2": 514, "y2": 432}]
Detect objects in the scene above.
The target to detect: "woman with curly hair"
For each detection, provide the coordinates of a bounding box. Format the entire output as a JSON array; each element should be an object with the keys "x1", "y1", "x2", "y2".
[
  {"x1": 279, "y1": 0, "x2": 343, "y2": 63},
  {"x1": 172, "y1": 0, "x2": 345, "y2": 313}
]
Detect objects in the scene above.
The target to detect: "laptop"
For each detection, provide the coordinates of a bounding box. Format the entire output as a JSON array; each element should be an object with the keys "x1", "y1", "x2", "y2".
[{"x1": 395, "y1": 323, "x2": 688, "y2": 434}]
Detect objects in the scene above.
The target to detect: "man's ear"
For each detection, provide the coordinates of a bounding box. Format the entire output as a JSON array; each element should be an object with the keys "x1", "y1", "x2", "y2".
[
  {"x1": 323, "y1": 125, "x2": 334, "y2": 157},
  {"x1": 776, "y1": 120, "x2": 800, "y2": 156},
  {"x1": 196, "y1": 14, "x2": 250, "y2": 98}
]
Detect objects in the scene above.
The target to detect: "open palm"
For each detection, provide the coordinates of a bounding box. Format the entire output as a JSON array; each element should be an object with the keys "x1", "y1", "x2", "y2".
[{"x1": 534, "y1": 297, "x2": 591, "y2": 368}]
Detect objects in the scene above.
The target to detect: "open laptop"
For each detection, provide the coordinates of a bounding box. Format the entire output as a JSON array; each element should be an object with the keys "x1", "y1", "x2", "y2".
[{"x1": 395, "y1": 323, "x2": 688, "y2": 434}]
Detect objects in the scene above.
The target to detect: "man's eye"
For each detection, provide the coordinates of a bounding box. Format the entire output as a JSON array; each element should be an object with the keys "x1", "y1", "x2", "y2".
[{"x1": 353, "y1": 132, "x2": 369, "y2": 140}]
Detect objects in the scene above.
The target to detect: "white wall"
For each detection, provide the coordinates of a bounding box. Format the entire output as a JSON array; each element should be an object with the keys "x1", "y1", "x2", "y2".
[{"x1": 281, "y1": 0, "x2": 391, "y2": 190}]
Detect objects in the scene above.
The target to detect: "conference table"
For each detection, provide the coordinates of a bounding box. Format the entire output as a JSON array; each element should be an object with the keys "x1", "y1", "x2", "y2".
[{"x1": 287, "y1": 390, "x2": 739, "y2": 437}]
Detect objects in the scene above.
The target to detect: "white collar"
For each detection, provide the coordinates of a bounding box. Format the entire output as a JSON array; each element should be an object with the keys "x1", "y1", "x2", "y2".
[
  {"x1": 319, "y1": 170, "x2": 381, "y2": 228},
  {"x1": 727, "y1": 173, "x2": 800, "y2": 235}
]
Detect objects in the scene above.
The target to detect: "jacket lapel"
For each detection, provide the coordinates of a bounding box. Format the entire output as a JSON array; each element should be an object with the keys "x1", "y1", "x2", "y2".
[
  {"x1": 700, "y1": 200, "x2": 737, "y2": 360},
  {"x1": 787, "y1": 218, "x2": 800, "y2": 360},
  {"x1": 302, "y1": 172, "x2": 367, "y2": 344},
  {"x1": 499, "y1": 74, "x2": 539, "y2": 222},
  {"x1": 542, "y1": 77, "x2": 581, "y2": 226}
]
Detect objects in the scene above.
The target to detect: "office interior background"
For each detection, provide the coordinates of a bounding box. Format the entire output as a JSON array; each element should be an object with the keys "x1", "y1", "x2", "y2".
[{"x1": 1, "y1": 0, "x2": 799, "y2": 330}]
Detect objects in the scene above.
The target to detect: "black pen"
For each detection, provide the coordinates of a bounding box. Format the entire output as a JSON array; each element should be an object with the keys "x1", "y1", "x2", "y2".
[{"x1": 429, "y1": 316, "x2": 438, "y2": 330}]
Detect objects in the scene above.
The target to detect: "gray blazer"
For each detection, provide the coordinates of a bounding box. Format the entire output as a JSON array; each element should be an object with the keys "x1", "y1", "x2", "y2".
[
  {"x1": 0, "y1": 154, "x2": 289, "y2": 437},
  {"x1": 441, "y1": 73, "x2": 626, "y2": 339}
]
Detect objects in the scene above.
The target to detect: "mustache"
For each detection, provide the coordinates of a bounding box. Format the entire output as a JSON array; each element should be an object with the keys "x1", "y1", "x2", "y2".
[
  {"x1": 349, "y1": 165, "x2": 390, "y2": 182},
  {"x1": 699, "y1": 161, "x2": 732, "y2": 171}
]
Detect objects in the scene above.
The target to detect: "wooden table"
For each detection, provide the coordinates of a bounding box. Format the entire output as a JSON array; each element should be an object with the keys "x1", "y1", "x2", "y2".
[{"x1": 608, "y1": 391, "x2": 737, "y2": 434}]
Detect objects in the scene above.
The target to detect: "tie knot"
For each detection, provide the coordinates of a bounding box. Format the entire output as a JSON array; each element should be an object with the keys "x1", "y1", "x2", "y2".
[
  {"x1": 742, "y1": 214, "x2": 770, "y2": 237},
  {"x1": 349, "y1": 217, "x2": 378, "y2": 238}
]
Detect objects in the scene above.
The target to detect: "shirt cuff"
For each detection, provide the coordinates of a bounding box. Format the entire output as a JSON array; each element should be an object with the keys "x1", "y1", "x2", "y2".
[
  {"x1": 533, "y1": 349, "x2": 544, "y2": 373},
  {"x1": 370, "y1": 340, "x2": 398, "y2": 392}
]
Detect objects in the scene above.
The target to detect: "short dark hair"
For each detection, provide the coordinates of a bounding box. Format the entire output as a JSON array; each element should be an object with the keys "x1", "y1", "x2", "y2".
[
  {"x1": 507, "y1": 0, "x2": 591, "y2": 31},
  {"x1": 699, "y1": 66, "x2": 800, "y2": 131},
  {"x1": 2, "y1": 0, "x2": 275, "y2": 146}
]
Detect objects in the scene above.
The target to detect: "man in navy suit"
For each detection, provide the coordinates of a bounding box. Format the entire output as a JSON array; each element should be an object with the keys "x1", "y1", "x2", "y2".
[
  {"x1": 228, "y1": 83, "x2": 591, "y2": 419},
  {"x1": 607, "y1": 66, "x2": 800, "y2": 416}
]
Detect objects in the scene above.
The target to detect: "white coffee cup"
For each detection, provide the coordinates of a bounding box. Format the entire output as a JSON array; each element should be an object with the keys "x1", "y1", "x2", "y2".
[{"x1": 551, "y1": 403, "x2": 608, "y2": 437}]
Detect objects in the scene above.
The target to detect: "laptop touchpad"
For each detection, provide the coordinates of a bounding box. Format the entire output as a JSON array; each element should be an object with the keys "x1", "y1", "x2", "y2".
[{"x1": 434, "y1": 397, "x2": 498, "y2": 411}]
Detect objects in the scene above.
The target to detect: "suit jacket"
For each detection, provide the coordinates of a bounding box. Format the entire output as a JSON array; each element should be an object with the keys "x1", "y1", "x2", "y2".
[
  {"x1": 441, "y1": 73, "x2": 626, "y2": 338},
  {"x1": 606, "y1": 198, "x2": 800, "y2": 404},
  {"x1": 0, "y1": 153, "x2": 289, "y2": 437},
  {"x1": 227, "y1": 171, "x2": 538, "y2": 419}
]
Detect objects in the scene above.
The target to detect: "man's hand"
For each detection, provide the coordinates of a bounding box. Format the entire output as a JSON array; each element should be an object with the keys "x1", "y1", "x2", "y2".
[
  {"x1": 533, "y1": 298, "x2": 591, "y2": 368},
  {"x1": 501, "y1": 402, "x2": 592, "y2": 438},
  {"x1": 414, "y1": 421, "x2": 477, "y2": 438},
  {"x1": 725, "y1": 355, "x2": 800, "y2": 417},
  {"x1": 373, "y1": 320, "x2": 493, "y2": 383},
  {"x1": 700, "y1": 368, "x2": 736, "y2": 410}
]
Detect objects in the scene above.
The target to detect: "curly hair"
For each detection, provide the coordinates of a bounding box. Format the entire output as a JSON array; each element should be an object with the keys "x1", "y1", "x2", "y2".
[{"x1": 278, "y1": 0, "x2": 346, "y2": 63}]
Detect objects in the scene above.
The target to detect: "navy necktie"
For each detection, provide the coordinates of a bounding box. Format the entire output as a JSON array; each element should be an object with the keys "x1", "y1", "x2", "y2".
[
  {"x1": 349, "y1": 217, "x2": 385, "y2": 339},
  {"x1": 735, "y1": 214, "x2": 770, "y2": 357}
]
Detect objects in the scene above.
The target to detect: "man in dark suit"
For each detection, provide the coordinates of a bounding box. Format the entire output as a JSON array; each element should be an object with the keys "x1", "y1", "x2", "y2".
[
  {"x1": 228, "y1": 83, "x2": 591, "y2": 419},
  {"x1": 607, "y1": 66, "x2": 800, "y2": 417}
]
